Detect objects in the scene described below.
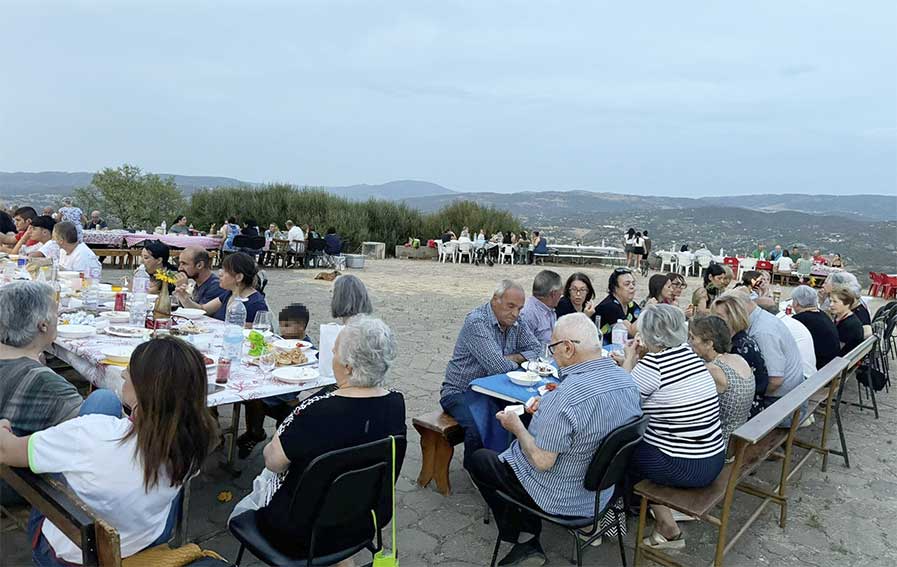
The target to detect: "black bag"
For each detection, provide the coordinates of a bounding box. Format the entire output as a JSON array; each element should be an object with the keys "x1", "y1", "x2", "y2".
[{"x1": 856, "y1": 364, "x2": 887, "y2": 392}]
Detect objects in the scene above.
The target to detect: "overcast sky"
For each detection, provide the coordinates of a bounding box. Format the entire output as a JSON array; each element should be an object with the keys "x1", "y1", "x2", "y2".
[{"x1": 1, "y1": 1, "x2": 895, "y2": 196}]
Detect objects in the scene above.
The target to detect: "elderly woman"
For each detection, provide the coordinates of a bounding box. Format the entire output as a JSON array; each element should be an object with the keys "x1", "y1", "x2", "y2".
[
  {"x1": 595, "y1": 267, "x2": 640, "y2": 344},
  {"x1": 829, "y1": 287, "x2": 865, "y2": 356},
  {"x1": 229, "y1": 317, "x2": 406, "y2": 563},
  {"x1": 331, "y1": 274, "x2": 373, "y2": 323},
  {"x1": 819, "y1": 272, "x2": 871, "y2": 334},
  {"x1": 688, "y1": 316, "x2": 755, "y2": 453},
  {"x1": 711, "y1": 293, "x2": 769, "y2": 403},
  {"x1": 615, "y1": 305, "x2": 726, "y2": 550}
]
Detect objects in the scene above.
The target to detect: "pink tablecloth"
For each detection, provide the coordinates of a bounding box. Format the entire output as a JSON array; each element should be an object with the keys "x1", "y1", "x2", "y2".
[
  {"x1": 123, "y1": 233, "x2": 222, "y2": 249},
  {"x1": 82, "y1": 230, "x2": 130, "y2": 246}
]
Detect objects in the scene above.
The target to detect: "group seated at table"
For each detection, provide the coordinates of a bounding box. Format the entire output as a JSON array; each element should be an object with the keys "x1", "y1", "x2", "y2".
[{"x1": 175, "y1": 252, "x2": 269, "y2": 324}]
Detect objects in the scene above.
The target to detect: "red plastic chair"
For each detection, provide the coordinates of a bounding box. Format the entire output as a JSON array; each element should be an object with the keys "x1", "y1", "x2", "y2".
[
  {"x1": 869, "y1": 272, "x2": 889, "y2": 297},
  {"x1": 723, "y1": 257, "x2": 739, "y2": 269},
  {"x1": 868, "y1": 272, "x2": 880, "y2": 296},
  {"x1": 756, "y1": 260, "x2": 774, "y2": 272},
  {"x1": 883, "y1": 276, "x2": 897, "y2": 300}
]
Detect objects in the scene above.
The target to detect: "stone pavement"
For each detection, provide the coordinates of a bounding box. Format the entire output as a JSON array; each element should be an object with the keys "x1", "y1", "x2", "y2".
[{"x1": 2, "y1": 259, "x2": 896, "y2": 566}]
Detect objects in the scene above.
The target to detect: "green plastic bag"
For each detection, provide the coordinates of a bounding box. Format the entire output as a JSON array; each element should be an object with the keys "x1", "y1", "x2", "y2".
[{"x1": 372, "y1": 436, "x2": 398, "y2": 567}]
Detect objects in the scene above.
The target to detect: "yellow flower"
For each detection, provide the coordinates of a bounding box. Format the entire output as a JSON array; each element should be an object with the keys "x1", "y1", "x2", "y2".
[{"x1": 216, "y1": 490, "x2": 233, "y2": 503}]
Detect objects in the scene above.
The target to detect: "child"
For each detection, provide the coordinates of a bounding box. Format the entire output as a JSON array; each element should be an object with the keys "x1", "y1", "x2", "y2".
[{"x1": 278, "y1": 303, "x2": 312, "y2": 344}]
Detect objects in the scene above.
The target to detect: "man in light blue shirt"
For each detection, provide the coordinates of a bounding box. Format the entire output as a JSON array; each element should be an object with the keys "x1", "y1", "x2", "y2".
[{"x1": 518, "y1": 270, "x2": 562, "y2": 347}]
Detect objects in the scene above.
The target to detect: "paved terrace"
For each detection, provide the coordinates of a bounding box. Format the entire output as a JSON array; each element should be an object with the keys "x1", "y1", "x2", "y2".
[{"x1": 2, "y1": 259, "x2": 895, "y2": 566}]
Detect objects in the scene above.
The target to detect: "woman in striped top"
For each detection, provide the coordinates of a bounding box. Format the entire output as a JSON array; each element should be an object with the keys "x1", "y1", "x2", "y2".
[{"x1": 615, "y1": 304, "x2": 726, "y2": 550}]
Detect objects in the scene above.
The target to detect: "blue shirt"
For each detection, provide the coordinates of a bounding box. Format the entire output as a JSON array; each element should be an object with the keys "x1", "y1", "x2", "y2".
[
  {"x1": 441, "y1": 303, "x2": 542, "y2": 399},
  {"x1": 518, "y1": 296, "x2": 556, "y2": 347},
  {"x1": 213, "y1": 290, "x2": 269, "y2": 323},
  {"x1": 223, "y1": 223, "x2": 241, "y2": 252},
  {"x1": 324, "y1": 234, "x2": 342, "y2": 255},
  {"x1": 500, "y1": 357, "x2": 642, "y2": 517},
  {"x1": 193, "y1": 273, "x2": 223, "y2": 306}
]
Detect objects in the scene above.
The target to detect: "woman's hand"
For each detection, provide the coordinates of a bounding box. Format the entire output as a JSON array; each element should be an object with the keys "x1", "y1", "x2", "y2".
[
  {"x1": 584, "y1": 300, "x2": 596, "y2": 318},
  {"x1": 685, "y1": 303, "x2": 696, "y2": 319}
]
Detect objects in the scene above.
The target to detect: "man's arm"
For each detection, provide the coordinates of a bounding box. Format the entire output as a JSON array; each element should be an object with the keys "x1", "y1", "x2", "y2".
[
  {"x1": 0, "y1": 420, "x2": 30, "y2": 468},
  {"x1": 514, "y1": 318, "x2": 543, "y2": 362},
  {"x1": 461, "y1": 316, "x2": 520, "y2": 374},
  {"x1": 752, "y1": 331, "x2": 785, "y2": 394},
  {"x1": 496, "y1": 411, "x2": 558, "y2": 472}
]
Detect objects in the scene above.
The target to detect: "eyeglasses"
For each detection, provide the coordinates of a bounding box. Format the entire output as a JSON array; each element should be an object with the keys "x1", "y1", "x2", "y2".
[
  {"x1": 547, "y1": 339, "x2": 581, "y2": 355},
  {"x1": 614, "y1": 267, "x2": 633, "y2": 274},
  {"x1": 569, "y1": 287, "x2": 589, "y2": 295},
  {"x1": 672, "y1": 282, "x2": 688, "y2": 289}
]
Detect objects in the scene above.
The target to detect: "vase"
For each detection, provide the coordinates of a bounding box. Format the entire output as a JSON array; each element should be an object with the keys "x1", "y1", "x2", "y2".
[{"x1": 153, "y1": 285, "x2": 172, "y2": 321}]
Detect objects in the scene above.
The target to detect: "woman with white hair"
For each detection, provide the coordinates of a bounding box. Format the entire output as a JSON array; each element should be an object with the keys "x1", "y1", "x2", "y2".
[
  {"x1": 614, "y1": 304, "x2": 725, "y2": 550},
  {"x1": 331, "y1": 274, "x2": 373, "y2": 323},
  {"x1": 791, "y1": 285, "x2": 841, "y2": 370},
  {"x1": 230, "y1": 316, "x2": 406, "y2": 563}
]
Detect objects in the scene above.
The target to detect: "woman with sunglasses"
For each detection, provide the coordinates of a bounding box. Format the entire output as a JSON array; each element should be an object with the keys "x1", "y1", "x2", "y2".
[
  {"x1": 595, "y1": 267, "x2": 640, "y2": 344},
  {"x1": 554, "y1": 272, "x2": 598, "y2": 324}
]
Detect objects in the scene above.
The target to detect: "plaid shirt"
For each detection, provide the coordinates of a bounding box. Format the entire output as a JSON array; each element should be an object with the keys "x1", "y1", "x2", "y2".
[
  {"x1": 0, "y1": 357, "x2": 82, "y2": 436},
  {"x1": 441, "y1": 303, "x2": 542, "y2": 398}
]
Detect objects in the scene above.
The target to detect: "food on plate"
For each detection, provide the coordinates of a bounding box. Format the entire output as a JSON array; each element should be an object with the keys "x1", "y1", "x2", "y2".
[
  {"x1": 170, "y1": 321, "x2": 208, "y2": 336},
  {"x1": 105, "y1": 326, "x2": 148, "y2": 338},
  {"x1": 247, "y1": 330, "x2": 267, "y2": 356},
  {"x1": 543, "y1": 382, "x2": 558, "y2": 392},
  {"x1": 58, "y1": 311, "x2": 96, "y2": 326},
  {"x1": 275, "y1": 349, "x2": 308, "y2": 366}
]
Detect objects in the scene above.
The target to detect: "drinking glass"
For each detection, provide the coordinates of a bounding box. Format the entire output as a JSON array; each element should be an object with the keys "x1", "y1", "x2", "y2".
[
  {"x1": 252, "y1": 311, "x2": 273, "y2": 335},
  {"x1": 258, "y1": 347, "x2": 276, "y2": 376}
]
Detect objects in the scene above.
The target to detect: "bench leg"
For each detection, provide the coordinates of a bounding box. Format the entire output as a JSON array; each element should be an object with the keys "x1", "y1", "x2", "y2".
[
  {"x1": 634, "y1": 496, "x2": 648, "y2": 566},
  {"x1": 415, "y1": 425, "x2": 455, "y2": 495},
  {"x1": 432, "y1": 436, "x2": 455, "y2": 496},
  {"x1": 415, "y1": 425, "x2": 438, "y2": 491}
]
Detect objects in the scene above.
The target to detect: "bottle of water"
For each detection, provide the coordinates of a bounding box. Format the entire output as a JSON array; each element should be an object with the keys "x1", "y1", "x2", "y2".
[
  {"x1": 612, "y1": 319, "x2": 628, "y2": 347},
  {"x1": 222, "y1": 298, "x2": 247, "y2": 361},
  {"x1": 83, "y1": 269, "x2": 99, "y2": 309},
  {"x1": 161, "y1": 220, "x2": 167, "y2": 234},
  {"x1": 129, "y1": 265, "x2": 150, "y2": 326}
]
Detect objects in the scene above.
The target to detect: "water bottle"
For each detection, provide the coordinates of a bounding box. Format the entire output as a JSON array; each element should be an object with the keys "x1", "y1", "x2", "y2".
[
  {"x1": 222, "y1": 298, "x2": 247, "y2": 361},
  {"x1": 612, "y1": 319, "x2": 628, "y2": 347},
  {"x1": 161, "y1": 220, "x2": 167, "y2": 234},
  {"x1": 129, "y1": 265, "x2": 150, "y2": 326},
  {"x1": 83, "y1": 269, "x2": 99, "y2": 309}
]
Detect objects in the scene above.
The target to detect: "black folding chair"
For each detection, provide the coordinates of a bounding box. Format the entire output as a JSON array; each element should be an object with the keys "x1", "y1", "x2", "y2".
[
  {"x1": 488, "y1": 415, "x2": 649, "y2": 567},
  {"x1": 229, "y1": 435, "x2": 406, "y2": 567},
  {"x1": 232, "y1": 235, "x2": 267, "y2": 260},
  {"x1": 306, "y1": 238, "x2": 327, "y2": 269}
]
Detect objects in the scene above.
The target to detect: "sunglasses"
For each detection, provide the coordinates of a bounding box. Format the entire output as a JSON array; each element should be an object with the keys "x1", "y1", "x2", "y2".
[
  {"x1": 614, "y1": 267, "x2": 633, "y2": 274},
  {"x1": 547, "y1": 339, "x2": 581, "y2": 355}
]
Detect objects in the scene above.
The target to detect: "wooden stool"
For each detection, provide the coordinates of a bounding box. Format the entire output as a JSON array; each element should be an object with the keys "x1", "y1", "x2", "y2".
[{"x1": 412, "y1": 410, "x2": 463, "y2": 496}]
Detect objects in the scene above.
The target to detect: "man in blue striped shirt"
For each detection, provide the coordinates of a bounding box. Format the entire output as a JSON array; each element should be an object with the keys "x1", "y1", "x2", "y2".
[
  {"x1": 468, "y1": 313, "x2": 642, "y2": 566},
  {"x1": 441, "y1": 280, "x2": 542, "y2": 467}
]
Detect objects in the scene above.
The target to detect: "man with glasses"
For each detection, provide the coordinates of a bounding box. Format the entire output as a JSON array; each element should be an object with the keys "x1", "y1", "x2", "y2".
[
  {"x1": 518, "y1": 270, "x2": 562, "y2": 346},
  {"x1": 467, "y1": 313, "x2": 642, "y2": 566},
  {"x1": 441, "y1": 280, "x2": 542, "y2": 467},
  {"x1": 596, "y1": 267, "x2": 641, "y2": 344}
]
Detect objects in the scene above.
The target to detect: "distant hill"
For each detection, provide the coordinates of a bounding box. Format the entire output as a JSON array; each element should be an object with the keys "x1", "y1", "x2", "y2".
[
  {"x1": 325, "y1": 179, "x2": 455, "y2": 201},
  {"x1": 699, "y1": 194, "x2": 897, "y2": 222},
  {"x1": 0, "y1": 171, "x2": 250, "y2": 195}
]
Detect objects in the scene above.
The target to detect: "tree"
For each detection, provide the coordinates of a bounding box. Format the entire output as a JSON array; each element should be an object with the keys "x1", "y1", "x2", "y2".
[{"x1": 74, "y1": 164, "x2": 186, "y2": 230}]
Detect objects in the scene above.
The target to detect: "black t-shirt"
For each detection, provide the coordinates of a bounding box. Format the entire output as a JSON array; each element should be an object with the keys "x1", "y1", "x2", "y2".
[
  {"x1": 555, "y1": 296, "x2": 599, "y2": 326},
  {"x1": 731, "y1": 331, "x2": 769, "y2": 397},
  {"x1": 258, "y1": 391, "x2": 407, "y2": 556},
  {"x1": 836, "y1": 314, "x2": 864, "y2": 356},
  {"x1": 594, "y1": 294, "x2": 640, "y2": 343},
  {"x1": 853, "y1": 303, "x2": 871, "y2": 326},
  {"x1": 793, "y1": 310, "x2": 841, "y2": 370}
]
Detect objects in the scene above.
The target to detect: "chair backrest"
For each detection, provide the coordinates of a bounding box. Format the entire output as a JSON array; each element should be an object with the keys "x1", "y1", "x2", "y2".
[
  {"x1": 756, "y1": 260, "x2": 774, "y2": 271},
  {"x1": 739, "y1": 257, "x2": 757, "y2": 270},
  {"x1": 435, "y1": 240, "x2": 444, "y2": 254},
  {"x1": 458, "y1": 242, "x2": 471, "y2": 253},
  {"x1": 287, "y1": 436, "x2": 407, "y2": 551},
  {"x1": 584, "y1": 415, "x2": 649, "y2": 492},
  {"x1": 723, "y1": 256, "x2": 739, "y2": 267},
  {"x1": 307, "y1": 238, "x2": 327, "y2": 253},
  {"x1": 501, "y1": 244, "x2": 514, "y2": 254},
  {"x1": 698, "y1": 255, "x2": 713, "y2": 268},
  {"x1": 256, "y1": 271, "x2": 268, "y2": 295},
  {"x1": 675, "y1": 252, "x2": 692, "y2": 265}
]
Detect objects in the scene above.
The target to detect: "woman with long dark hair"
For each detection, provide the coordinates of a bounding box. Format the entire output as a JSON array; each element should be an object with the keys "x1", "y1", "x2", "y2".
[
  {"x1": 0, "y1": 337, "x2": 218, "y2": 565},
  {"x1": 555, "y1": 272, "x2": 598, "y2": 324},
  {"x1": 141, "y1": 240, "x2": 175, "y2": 294},
  {"x1": 691, "y1": 262, "x2": 728, "y2": 316}
]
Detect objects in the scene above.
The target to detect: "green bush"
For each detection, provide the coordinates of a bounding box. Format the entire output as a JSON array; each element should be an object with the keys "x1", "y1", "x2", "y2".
[{"x1": 188, "y1": 184, "x2": 522, "y2": 255}]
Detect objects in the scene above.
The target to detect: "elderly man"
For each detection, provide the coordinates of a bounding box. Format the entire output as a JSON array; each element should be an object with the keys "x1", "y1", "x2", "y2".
[
  {"x1": 518, "y1": 270, "x2": 563, "y2": 346},
  {"x1": 0, "y1": 282, "x2": 84, "y2": 505},
  {"x1": 468, "y1": 313, "x2": 642, "y2": 565},
  {"x1": 441, "y1": 280, "x2": 542, "y2": 464},
  {"x1": 54, "y1": 222, "x2": 101, "y2": 275},
  {"x1": 83, "y1": 210, "x2": 108, "y2": 230},
  {"x1": 755, "y1": 297, "x2": 816, "y2": 378},
  {"x1": 790, "y1": 285, "x2": 841, "y2": 370},
  {"x1": 175, "y1": 246, "x2": 222, "y2": 305},
  {"x1": 769, "y1": 245, "x2": 784, "y2": 261},
  {"x1": 742, "y1": 295, "x2": 805, "y2": 406}
]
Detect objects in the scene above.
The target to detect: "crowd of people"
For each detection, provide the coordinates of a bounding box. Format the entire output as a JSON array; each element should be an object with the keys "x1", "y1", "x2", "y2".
[{"x1": 437, "y1": 227, "x2": 549, "y2": 265}]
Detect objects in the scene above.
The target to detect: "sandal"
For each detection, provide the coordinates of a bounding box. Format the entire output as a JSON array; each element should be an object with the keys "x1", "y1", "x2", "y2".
[
  {"x1": 236, "y1": 431, "x2": 267, "y2": 459},
  {"x1": 643, "y1": 531, "x2": 685, "y2": 550}
]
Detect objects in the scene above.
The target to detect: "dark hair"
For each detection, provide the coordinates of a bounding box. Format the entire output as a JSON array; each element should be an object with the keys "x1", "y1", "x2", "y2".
[
  {"x1": 280, "y1": 303, "x2": 310, "y2": 326},
  {"x1": 643, "y1": 230, "x2": 649, "y2": 236},
  {"x1": 666, "y1": 272, "x2": 686, "y2": 285},
  {"x1": 0, "y1": 211, "x2": 15, "y2": 234},
  {"x1": 563, "y1": 272, "x2": 595, "y2": 304},
  {"x1": 689, "y1": 315, "x2": 732, "y2": 354},
  {"x1": 53, "y1": 221, "x2": 79, "y2": 244},
  {"x1": 607, "y1": 267, "x2": 634, "y2": 294},
  {"x1": 520, "y1": 231, "x2": 528, "y2": 240},
  {"x1": 739, "y1": 270, "x2": 762, "y2": 289},
  {"x1": 31, "y1": 215, "x2": 56, "y2": 232},
  {"x1": 326, "y1": 227, "x2": 337, "y2": 235},
  {"x1": 626, "y1": 228, "x2": 635, "y2": 238},
  {"x1": 144, "y1": 240, "x2": 173, "y2": 270},
  {"x1": 221, "y1": 252, "x2": 259, "y2": 290},
  {"x1": 635, "y1": 231, "x2": 642, "y2": 238},
  {"x1": 13, "y1": 206, "x2": 37, "y2": 222},
  {"x1": 703, "y1": 262, "x2": 726, "y2": 287},
  {"x1": 648, "y1": 274, "x2": 671, "y2": 301},
  {"x1": 174, "y1": 215, "x2": 186, "y2": 224},
  {"x1": 123, "y1": 337, "x2": 218, "y2": 490},
  {"x1": 227, "y1": 216, "x2": 237, "y2": 224}
]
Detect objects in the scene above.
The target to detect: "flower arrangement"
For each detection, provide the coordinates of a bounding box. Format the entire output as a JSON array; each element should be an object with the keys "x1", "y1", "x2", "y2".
[{"x1": 154, "y1": 269, "x2": 178, "y2": 286}]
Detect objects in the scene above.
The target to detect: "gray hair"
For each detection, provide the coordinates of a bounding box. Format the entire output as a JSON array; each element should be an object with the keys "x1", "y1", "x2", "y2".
[
  {"x1": 791, "y1": 285, "x2": 818, "y2": 308},
  {"x1": 532, "y1": 270, "x2": 562, "y2": 298},
  {"x1": 53, "y1": 221, "x2": 78, "y2": 244},
  {"x1": 331, "y1": 274, "x2": 373, "y2": 320},
  {"x1": 493, "y1": 279, "x2": 525, "y2": 300},
  {"x1": 336, "y1": 316, "x2": 397, "y2": 388},
  {"x1": 0, "y1": 282, "x2": 55, "y2": 347},
  {"x1": 61, "y1": 196, "x2": 73, "y2": 206},
  {"x1": 554, "y1": 313, "x2": 601, "y2": 351},
  {"x1": 826, "y1": 271, "x2": 861, "y2": 297},
  {"x1": 638, "y1": 304, "x2": 688, "y2": 350}
]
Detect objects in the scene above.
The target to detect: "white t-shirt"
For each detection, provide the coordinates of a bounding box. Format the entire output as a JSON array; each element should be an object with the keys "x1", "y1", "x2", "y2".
[
  {"x1": 287, "y1": 226, "x2": 305, "y2": 251},
  {"x1": 776, "y1": 256, "x2": 794, "y2": 272},
  {"x1": 36, "y1": 240, "x2": 60, "y2": 261},
  {"x1": 781, "y1": 316, "x2": 817, "y2": 378},
  {"x1": 29, "y1": 415, "x2": 180, "y2": 564},
  {"x1": 59, "y1": 242, "x2": 101, "y2": 274}
]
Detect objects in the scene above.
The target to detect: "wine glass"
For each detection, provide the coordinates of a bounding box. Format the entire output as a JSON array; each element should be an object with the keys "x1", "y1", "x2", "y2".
[
  {"x1": 258, "y1": 347, "x2": 276, "y2": 377},
  {"x1": 252, "y1": 311, "x2": 273, "y2": 335}
]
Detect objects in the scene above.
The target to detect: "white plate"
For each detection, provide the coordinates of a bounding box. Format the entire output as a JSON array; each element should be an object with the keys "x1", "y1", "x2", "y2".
[
  {"x1": 507, "y1": 371, "x2": 542, "y2": 387},
  {"x1": 244, "y1": 329, "x2": 274, "y2": 339},
  {"x1": 522, "y1": 361, "x2": 558, "y2": 378},
  {"x1": 102, "y1": 346, "x2": 134, "y2": 363},
  {"x1": 273, "y1": 339, "x2": 312, "y2": 351},
  {"x1": 272, "y1": 366, "x2": 318, "y2": 384},
  {"x1": 106, "y1": 326, "x2": 150, "y2": 338},
  {"x1": 175, "y1": 308, "x2": 206, "y2": 320},
  {"x1": 99, "y1": 311, "x2": 130, "y2": 322},
  {"x1": 57, "y1": 325, "x2": 96, "y2": 339}
]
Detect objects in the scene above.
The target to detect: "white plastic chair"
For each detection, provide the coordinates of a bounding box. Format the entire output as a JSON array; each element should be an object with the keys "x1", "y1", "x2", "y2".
[
  {"x1": 457, "y1": 242, "x2": 473, "y2": 264},
  {"x1": 440, "y1": 241, "x2": 457, "y2": 263},
  {"x1": 696, "y1": 254, "x2": 713, "y2": 278},
  {"x1": 738, "y1": 257, "x2": 757, "y2": 280},
  {"x1": 659, "y1": 252, "x2": 677, "y2": 273},
  {"x1": 675, "y1": 252, "x2": 694, "y2": 276},
  {"x1": 499, "y1": 244, "x2": 515, "y2": 265}
]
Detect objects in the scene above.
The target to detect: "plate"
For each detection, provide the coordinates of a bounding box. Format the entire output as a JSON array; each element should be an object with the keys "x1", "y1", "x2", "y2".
[
  {"x1": 507, "y1": 371, "x2": 542, "y2": 387},
  {"x1": 99, "y1": 311, "x2": 129, "y2": 322},
  {"x1": 272, "y1": 366, "x2": 318, "y2": 384},
  {"x1": 522, "y1": 361, "x2": 558, "y2": 378},
  {"x1": 106, "y1": 326, "x2": 149, "y2": 338},
  {"x1": 102, "y1": 346, "x2": 134, "y2": 364},
  {"x1": 273, "y1": 339, "x2": 312, "y2": 352},
  {"x1": 57, "y1": 324, "x2": 96, "y2": 339},
  {"x1": 175, "y1": 308, "x2": 205, "y2": 320}
]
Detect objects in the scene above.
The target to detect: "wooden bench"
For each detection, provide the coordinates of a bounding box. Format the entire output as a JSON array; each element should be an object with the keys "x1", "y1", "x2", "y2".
[
  {"x1": 412, "y1": 410, "x2": 464, "y2": 496},
  {"x1": 634, "y1": 356, "x2": 850, "y2": 567},
  {"x1": 95, "y1": 249, "x2": 132, "y2": 268}
]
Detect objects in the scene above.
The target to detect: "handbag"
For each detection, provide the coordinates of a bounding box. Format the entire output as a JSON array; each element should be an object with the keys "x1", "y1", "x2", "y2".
[{"x1": 372, "y1": 435, "x2": 398, "y2": 567}]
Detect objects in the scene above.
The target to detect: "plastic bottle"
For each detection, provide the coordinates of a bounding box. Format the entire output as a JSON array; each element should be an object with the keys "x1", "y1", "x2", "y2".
[
  {"x1": 161, "y1": 220, "x2": 167, "y2": 234},
  {"x1": 222, "y1": 298, "x2": 247, "y2": 361},
  {"x1": 612, "y1": 319, "x2": 628, "y2": 346},
  {"x1": 129, "y1": 265, "x2": 150, "y2": 326}
]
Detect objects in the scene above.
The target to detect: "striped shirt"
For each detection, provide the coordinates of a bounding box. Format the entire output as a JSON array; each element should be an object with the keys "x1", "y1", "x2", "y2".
[
  {"x1": 631, "y1": 345, "x2": 725, "y2": 459},
  {"x1": 500, "y1": 357, "x2": 642, "y2": 518},
  {"x1": 0, "y1": 357, "x2": 82, "y2": 436},
  {"x1": 441, "y1": 303, "x2": 542, "y2": 399},
  {"x1": 518, "y1": 295, "x2": 556, "y2": 346}
]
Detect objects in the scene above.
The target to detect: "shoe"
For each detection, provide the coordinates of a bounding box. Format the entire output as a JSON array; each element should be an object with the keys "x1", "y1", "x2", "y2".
[
  {"x1": 799, "y1": 414, "x2": 816, "y2": 428},
  {"x1": 650, "y1": 509, "x2": 697, "y2": 522},
  {"x1": 498, "y1": 538, "x2": 547, "y2": 566},
  {"x1": 576, "y1": 530, "x2": 603, "y2": 547},
  {"x1": 642, "y1": 530, "x2": 685, "y2": 550},
  {"x1": 236, "y1": 431, "x2": 267, "y2": 459}
]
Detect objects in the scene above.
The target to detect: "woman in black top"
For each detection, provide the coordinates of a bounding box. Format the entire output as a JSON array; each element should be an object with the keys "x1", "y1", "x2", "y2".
[
  {"x1": 830, "y1": 288, "x2": 864, "y2": 356},
  {"x1": 237, "y1": 317, "x2": 407, "y2": 558},
  {"x1": 555, "y1": 272, "x2": 597, "y2": 322}
]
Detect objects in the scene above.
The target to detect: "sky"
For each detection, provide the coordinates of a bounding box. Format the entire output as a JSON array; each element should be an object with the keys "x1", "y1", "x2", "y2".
[{"x1": 1, "y1": 1, "x2": 895, "y2": 197}]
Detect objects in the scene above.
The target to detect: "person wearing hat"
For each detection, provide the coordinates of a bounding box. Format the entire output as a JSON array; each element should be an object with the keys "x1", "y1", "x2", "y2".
[{"x1": 20, "y1": 216, "x2": 60, "y2": 260}]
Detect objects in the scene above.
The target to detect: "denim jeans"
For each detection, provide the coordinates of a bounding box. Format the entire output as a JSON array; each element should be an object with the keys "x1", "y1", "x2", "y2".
[{"x1": 440, "y1": 393, "x2": 485, "y2": 469}]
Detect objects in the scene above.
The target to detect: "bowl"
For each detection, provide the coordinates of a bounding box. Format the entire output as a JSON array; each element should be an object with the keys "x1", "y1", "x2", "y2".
[
  {"x1": 175, "y1": 308, "x2": 206, "y2": 320},
  {"x1": 507, "y1": 371, "x2": 542, "y2": 387},
  {"x1": 57, "y1": 324, "x2": 96, "y2": 339}
]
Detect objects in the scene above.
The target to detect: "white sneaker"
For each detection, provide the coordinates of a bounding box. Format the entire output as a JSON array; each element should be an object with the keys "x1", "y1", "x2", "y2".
[
  {"x1": 799, "y1": 414, "x2": 816, "y2": 428},
  {"x1": 650, "y1": 509, "x2": 697, "y2": 522}
]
